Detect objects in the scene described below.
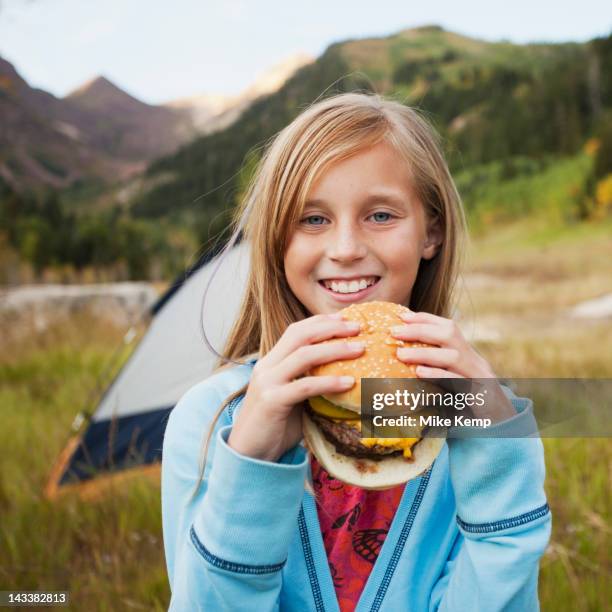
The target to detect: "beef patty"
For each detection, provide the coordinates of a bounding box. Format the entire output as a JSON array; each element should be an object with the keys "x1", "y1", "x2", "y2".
[{"x1": 306, "y1": 406, "x2": 404, "y2": 461}]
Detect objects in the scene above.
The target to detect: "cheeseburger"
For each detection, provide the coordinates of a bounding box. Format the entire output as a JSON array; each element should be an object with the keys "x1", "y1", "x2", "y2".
[{"x1": 302, "y1": 301, "x2": 445, "y2": 490}]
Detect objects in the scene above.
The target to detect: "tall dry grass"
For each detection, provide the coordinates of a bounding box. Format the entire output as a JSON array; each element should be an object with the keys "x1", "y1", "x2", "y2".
[{"x1": 0, "y1": 308, "x2": 166, "y2": 610}]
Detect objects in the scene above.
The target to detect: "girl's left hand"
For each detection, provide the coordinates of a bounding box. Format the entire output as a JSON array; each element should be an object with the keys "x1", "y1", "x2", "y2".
[{"x1": 391, "y1": 310, "x2": 516, "y2": 423}]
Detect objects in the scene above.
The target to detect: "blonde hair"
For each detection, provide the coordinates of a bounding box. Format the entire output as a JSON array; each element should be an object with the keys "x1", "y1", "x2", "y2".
[{"x1": 190, "y1": 91, "x2": 467, "y2": 503}]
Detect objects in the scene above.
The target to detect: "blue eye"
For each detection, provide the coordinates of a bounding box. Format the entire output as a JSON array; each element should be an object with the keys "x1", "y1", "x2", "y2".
[
  {"x1": 370, "y1": 212, "x2": 393, "y2": 223},
  {"x1": 302, "y1": 215, "x2": 327, "y2": 225}
]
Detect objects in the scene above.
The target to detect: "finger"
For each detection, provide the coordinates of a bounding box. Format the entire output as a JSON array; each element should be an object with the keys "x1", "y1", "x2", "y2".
[
  {"x1": 397, "y1": 346, "x2": 459, "y2": 369},
  {"x1": 277, "y1": 374, "x2": 357, "y2": 408},
  {"x1": 389, "y1": 323, "x2": 451, "y2": 346},
  {"x1": 264, "y1": 314, "x2": 361, "y2": 368},
  {"x1": 278, "y1": 339, "x2": 365, "y2": 383},
  {"x1": 398, "y1": 310, "x2": 448, "y2": 326},
  {"x1": 415, "y1": 365, "x2": 463, "y2": 379}
]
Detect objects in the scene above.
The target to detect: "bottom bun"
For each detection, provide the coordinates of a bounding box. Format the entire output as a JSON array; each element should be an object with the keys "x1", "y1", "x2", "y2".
[{"x1": 302, "y1": 411, "x2": 445, "y2": 490}]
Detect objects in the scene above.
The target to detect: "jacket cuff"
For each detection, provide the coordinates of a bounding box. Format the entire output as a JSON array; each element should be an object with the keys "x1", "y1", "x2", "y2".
[
  {"x1": 193, "y1": 424, "x2": 308, "y2": 567},
  {"x1": 447, "y1": 399, "x2": 549, "y2": 528}
]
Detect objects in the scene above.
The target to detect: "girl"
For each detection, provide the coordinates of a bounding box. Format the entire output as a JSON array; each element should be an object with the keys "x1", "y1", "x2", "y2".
[{"x1": 161, "y1": 92, "x2": 551, "y2": 611}]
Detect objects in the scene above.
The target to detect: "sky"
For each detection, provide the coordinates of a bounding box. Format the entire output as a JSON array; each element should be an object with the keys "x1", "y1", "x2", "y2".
[{"x1": 0, "y1": 0, "x2": 610, "y2": 105}]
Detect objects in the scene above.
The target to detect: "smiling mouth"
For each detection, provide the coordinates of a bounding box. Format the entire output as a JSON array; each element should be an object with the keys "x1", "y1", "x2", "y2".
[{"x1": 318, "y1": 276, "x2": 381, "y2": 295}]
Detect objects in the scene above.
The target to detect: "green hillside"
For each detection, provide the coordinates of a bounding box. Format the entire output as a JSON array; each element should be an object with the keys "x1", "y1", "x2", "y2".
[{"x1": 131, "y1": 26, "x2": 612, "y2": 225}]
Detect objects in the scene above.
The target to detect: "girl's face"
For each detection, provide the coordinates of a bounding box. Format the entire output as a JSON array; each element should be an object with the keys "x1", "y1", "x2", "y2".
[{"x1": 284, "y1": 141, "x2": 442, "y2": 316}]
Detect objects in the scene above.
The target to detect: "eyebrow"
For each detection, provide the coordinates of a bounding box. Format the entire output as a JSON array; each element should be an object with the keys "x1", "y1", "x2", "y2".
[{"x1": 303, "y1": 191, "x2": 409, "y2": 208}]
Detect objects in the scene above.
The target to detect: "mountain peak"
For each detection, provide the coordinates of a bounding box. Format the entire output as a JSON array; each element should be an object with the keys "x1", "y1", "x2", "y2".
[
  {"x1": 164, "y1": 52, "x2": 314, "y2": 132},
  {"x1": 65, "y1": 74, "x2": 153, "y2": 115},
  {"x1": 244, "y1": 52, "x2": 314, "y2": 97},
  {"x1": 68, "y1": 75, "x2": 116, "y2": 96}
]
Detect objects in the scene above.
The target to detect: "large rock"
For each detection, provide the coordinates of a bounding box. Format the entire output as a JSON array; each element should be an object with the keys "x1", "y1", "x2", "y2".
[{"x1": 0, "y1": 282, "x2": 159, "y2": 330}]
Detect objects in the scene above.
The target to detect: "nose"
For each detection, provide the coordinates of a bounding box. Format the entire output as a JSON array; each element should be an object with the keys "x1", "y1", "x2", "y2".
[{"x1": 326, "y1": 221, "x2": 368, "y2": 262}]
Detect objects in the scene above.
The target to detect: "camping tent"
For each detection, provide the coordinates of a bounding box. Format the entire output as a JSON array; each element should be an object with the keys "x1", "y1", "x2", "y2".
[{"x1": 45, "y1": 238, "x2": 251, "y2": 500}]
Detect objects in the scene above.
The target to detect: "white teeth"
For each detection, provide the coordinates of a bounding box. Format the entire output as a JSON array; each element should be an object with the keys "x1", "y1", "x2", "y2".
[{"x1": 322, "y1": 277, "x2": 377, "y2": 294}]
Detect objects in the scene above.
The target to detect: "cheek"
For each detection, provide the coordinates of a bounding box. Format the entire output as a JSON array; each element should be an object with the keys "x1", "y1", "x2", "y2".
[
  {"x1": 382, "y1": 233, "x2": 422, "y2": 267},
  {"x1": 284, "y1": 237, "x2": 312, "y2": 281}
]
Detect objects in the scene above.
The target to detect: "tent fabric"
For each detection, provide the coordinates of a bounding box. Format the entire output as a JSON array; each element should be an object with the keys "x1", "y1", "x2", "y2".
[
  {"x1": 47, "y1": 240, "x2": 253, "y2": 497},
  {"x1": 95, "y1": 239, "x2": 251, "y2": 422},
  {"x1": 58, "y1": 406, "x2": 172, "y2": 485},
  {"x1": 150, "y1": 230, "x2": 244, "y2": 317}
]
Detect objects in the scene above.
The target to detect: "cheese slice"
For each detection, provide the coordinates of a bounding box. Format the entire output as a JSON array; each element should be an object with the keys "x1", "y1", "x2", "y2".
[
  {"x1": 308, "y1": 396, "x2": 356, "y2": 419},
  {"x1": 329, "y1": 418, "x2": 420, "y2": 459},
  {"x1": 360, "y1": 436, "x2": 420, "y2": 458}
]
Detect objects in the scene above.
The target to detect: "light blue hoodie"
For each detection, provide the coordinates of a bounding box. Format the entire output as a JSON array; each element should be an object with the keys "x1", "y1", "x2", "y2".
[{"x1": 161, "y1": 358, "x2": 551, "y2": 611}]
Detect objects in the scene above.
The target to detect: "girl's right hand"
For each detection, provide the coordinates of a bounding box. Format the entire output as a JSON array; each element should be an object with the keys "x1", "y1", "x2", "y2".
[{"x1": 227, "y1": 313, "x2": 365, "y2": 463}]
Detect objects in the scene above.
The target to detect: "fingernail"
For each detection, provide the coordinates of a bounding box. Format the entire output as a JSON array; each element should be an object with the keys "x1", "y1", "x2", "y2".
[
  {"x1": 397, "y1": 347, "x2": 413, "y2": 357},
  {"x1": 390, "y1": 325, "x2": 405, "y2": 334},
  {"x1": 328, "y1": 312, "x2": 344, "y2": 319},
  {"x1": 339, "y1": 376, "x2": 355, "y2": 385},
  {"x1": 400, "y1": 311, "x2": 413, "y2": 320},
  {"x1": 345, "y1": 321, "x2": 361, "y2": 330},
  {"x1": 347, "y1": 341, "x2": 365, "y2": 350}
]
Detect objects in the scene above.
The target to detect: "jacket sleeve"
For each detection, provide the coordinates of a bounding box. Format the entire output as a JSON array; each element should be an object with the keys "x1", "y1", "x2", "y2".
[
  {"x1": 429, "y1": 388, "x2": 552, "y2": 612},
  {"x1": 161, "y1": 381, "x2": 309, "y2": 612}
]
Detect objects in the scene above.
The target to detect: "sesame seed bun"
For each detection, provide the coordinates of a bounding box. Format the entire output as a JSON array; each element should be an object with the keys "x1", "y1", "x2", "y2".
[
  {"x1": 308, "y1": 301, "x2": 429, "y2": 412},
  {"x1": 302, "y1": 300, "x2": 445, "y2": 489}
]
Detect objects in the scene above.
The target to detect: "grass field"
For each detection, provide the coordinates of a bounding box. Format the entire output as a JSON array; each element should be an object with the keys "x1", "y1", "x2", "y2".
[
  {"x1": 0, "y1": 216, "x2": 610, "y2": 610},
  {"x1": 457, "y1": 217, "x2": 612, "y2": 611}
]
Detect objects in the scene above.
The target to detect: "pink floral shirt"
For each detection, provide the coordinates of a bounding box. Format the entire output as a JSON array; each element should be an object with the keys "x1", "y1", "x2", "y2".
[{"x1": 310, "y1": 455, "x2": 406, "y2": 612}]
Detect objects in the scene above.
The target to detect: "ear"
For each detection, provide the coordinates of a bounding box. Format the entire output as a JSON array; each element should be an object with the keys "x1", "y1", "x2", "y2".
[{"x1": 422, "y1": 216, "x2": 443, "y2": 260}]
